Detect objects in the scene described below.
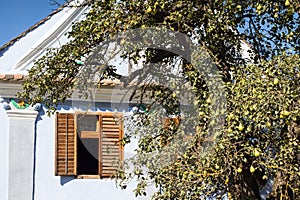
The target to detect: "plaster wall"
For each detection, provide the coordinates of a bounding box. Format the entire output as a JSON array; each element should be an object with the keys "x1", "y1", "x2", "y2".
[
  {"x1": 8, "y1": 110, "x2": 38, "y2": 200},
  {"x1": 33, "y1": 105, "x2": 140, "y2": 200},
  {"x1": 0, "y1": 101, "x2": 9, "y2": 200}
]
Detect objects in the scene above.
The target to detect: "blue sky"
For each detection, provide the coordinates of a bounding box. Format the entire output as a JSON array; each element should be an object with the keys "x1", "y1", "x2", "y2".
[{"x1": 0, "y1": 0, "x2": 64, "y2": 47}]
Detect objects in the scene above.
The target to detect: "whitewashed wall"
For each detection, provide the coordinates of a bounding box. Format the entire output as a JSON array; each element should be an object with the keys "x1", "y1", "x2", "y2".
[
  {"x1": 0, "y1": 100, "x2": 9, "y2": 200},
  {"x1": 0, "y1": 102, "x2": 149, "y2": 200}
]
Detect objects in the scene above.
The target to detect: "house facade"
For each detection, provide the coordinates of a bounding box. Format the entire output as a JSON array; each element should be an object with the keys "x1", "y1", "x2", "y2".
[
  {"x1": 0, "y1": 2, "x2": 258, "y2": 200},
  {"x1": 0, "y1": 4, "x2": 146, "y2": 200}
]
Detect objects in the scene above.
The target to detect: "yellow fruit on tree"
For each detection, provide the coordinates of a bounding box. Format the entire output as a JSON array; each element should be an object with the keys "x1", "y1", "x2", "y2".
[
  {"x1": 146, "y1": 7, "x2": 152, "y2": 13},
  {"x1": 253, "y1": 149, "x2": 260, "y2": 157},
  {"x1": 228, "y1": 113, "x2": 234, "y2": 119},
  {"x1": 225, "y1": 177, "x2": 229, "y2": 184},
  {"x1": 257, "y1": 4, "x2": 262, "y2": 10},
  {"x1": 285, "y1": 0, "x2": 290, "y2": 6},
  {"x1": 273, "y1": 78, "x2": 279, "y2": 85},
  {"x1": 237, "y1": 167, "x2": 243, "y2": 173},
  {"x1": 263, "y1": 175, "x2": 268, "y2": 180},
  {"x1": 134, "y1": 170, "x2": 140, "y2": 175},
  {"x1": 283, "y1": 110, "x2": 291, "y2": 116},
  {"x1": 120, "y1": 39, "x2": 126, "y2": 45},
  {"x1": 199, "y1": 111, "x2": 205, "y2": 116},
  {"x1": 228, "y1": 192, "x2": 232, "y2": 200},
  {"x1": 280, "y1": 114, "x2": 284, "y2": 119},
  {"x1": 227, "y1": 128, "x2": 233, "y2": 134},
  {"x1": 250, "y1": 166, "x2": 255, "y2": 173},
  {"x1": 238, "y1": 124, "x2": 244, "y2": 131}
]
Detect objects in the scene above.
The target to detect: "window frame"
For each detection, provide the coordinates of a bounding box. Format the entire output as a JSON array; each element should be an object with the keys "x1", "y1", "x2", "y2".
[{"x1": 55, "y1": 111, "x2": 124, "y2": 179}]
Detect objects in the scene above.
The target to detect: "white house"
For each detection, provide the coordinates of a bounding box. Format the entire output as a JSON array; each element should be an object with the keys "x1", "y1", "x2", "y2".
[
  {"x1": 0, "y1": 2, "x2": 261, "y2": 200},
  {"x1": 0, "y1": 4, "x2": 146, "y2": 200}
]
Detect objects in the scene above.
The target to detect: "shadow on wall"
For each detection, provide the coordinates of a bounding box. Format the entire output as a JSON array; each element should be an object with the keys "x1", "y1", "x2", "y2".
[
  {"x1": 60, "y1": 176, "x2": 75, "y2": 186},
  {"x1": 36, "y1": 106, "x2": 45, "y2": 122}
]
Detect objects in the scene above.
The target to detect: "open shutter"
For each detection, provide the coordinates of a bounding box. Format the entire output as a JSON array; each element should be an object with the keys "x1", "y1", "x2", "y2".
[
  {"x1": 100, "y1": 113, "x2": 123, "y2": 177},
  {"x1": 55, "y1": 113, "x2": 77, "y2": 176},
  {"x1": 162, "y1": 117, "x2": 181, "y2": 130}
]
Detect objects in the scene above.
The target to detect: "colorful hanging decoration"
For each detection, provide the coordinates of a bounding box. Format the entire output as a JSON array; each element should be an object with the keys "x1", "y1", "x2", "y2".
[
  {"x1": 10, "y1": 99, "x2": 30, "y2": 109},
  {"x1": 139, "y1": 104, "x2": 148, "y2": 114}
]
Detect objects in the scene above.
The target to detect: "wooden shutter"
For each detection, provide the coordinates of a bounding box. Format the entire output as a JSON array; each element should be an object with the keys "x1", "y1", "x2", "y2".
[
  {"x1": 163, "y1": 117, "x2": 181, "y2": 130},
  {"x1": 100, "y1": 113, "x2": 124, "y2": 177},
  {"x1": 55, "y1": 113, "x2": 77, "y2": 176}
]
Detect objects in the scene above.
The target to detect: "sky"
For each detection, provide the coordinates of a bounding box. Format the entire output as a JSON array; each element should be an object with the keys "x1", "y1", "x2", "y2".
[{"x1": 0, "y1": 0, "x2": 64, "y2": 47}]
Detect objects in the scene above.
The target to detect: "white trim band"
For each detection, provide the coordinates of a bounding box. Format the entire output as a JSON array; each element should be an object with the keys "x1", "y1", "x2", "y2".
[{"x1": 7, "y1": 110, "x2": 38, "y2": 119}]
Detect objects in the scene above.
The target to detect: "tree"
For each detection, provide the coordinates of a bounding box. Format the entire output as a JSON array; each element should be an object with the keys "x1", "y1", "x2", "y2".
[{"x1": 20, "y1": 0, "x2": 299, "y2": 199}]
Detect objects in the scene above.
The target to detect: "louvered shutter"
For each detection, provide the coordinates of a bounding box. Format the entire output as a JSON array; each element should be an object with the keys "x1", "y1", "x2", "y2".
[
  {"x1": 100, "y1": 113, "x2": 123, "y2": 177},
  {"x1": 55, "y1": 113, "x2": 77, "y2": 176},
  {"x1": 163, "y1": 117, "x2": 181, "y2": 130}
]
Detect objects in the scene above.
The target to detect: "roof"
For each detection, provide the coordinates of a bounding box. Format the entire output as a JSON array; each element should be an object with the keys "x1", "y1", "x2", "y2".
[
  {"x1": 0, "y1": 74, "x2": 24, "y2": 81},
  {"x1": 0, "y1": 73, "x2": 122, "y2": 86}
]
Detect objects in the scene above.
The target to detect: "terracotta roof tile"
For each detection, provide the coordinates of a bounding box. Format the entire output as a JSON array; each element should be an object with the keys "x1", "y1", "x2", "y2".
[
  {"x1": 100, "y1": 79, "x2": 122, "y2": 86},
  {"x1": 5, "y1": 74, "x2": 14, "y2": 80},
  {"x1": 0, "y1": 73, "x2": 121, "y2": 86},
  {"x1": 14, "y1": 74, "x2": 24, "y2": 80},
  {"x1": 0, "y1": 74, "x2": 25, "y2": 81}
]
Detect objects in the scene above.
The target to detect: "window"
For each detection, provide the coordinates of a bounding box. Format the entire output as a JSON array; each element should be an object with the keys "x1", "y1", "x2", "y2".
[
  {"x1": 162, "y1": 116, "x2": 181, "y2": 130},
  {"x1": 55, "y1": 112, "x2": 124, "y2": 179},
  {"x1": 162, "y1": 116, "x2": 195, "y2": 142}
]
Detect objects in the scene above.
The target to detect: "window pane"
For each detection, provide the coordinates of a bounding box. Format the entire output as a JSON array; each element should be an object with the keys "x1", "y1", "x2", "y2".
[
  {"x1": 77, "y1": 114, "x2": 98, "y2": 132},
  {"x1": 77, "y1": 138, "x2": 99, "y2": 175}
]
